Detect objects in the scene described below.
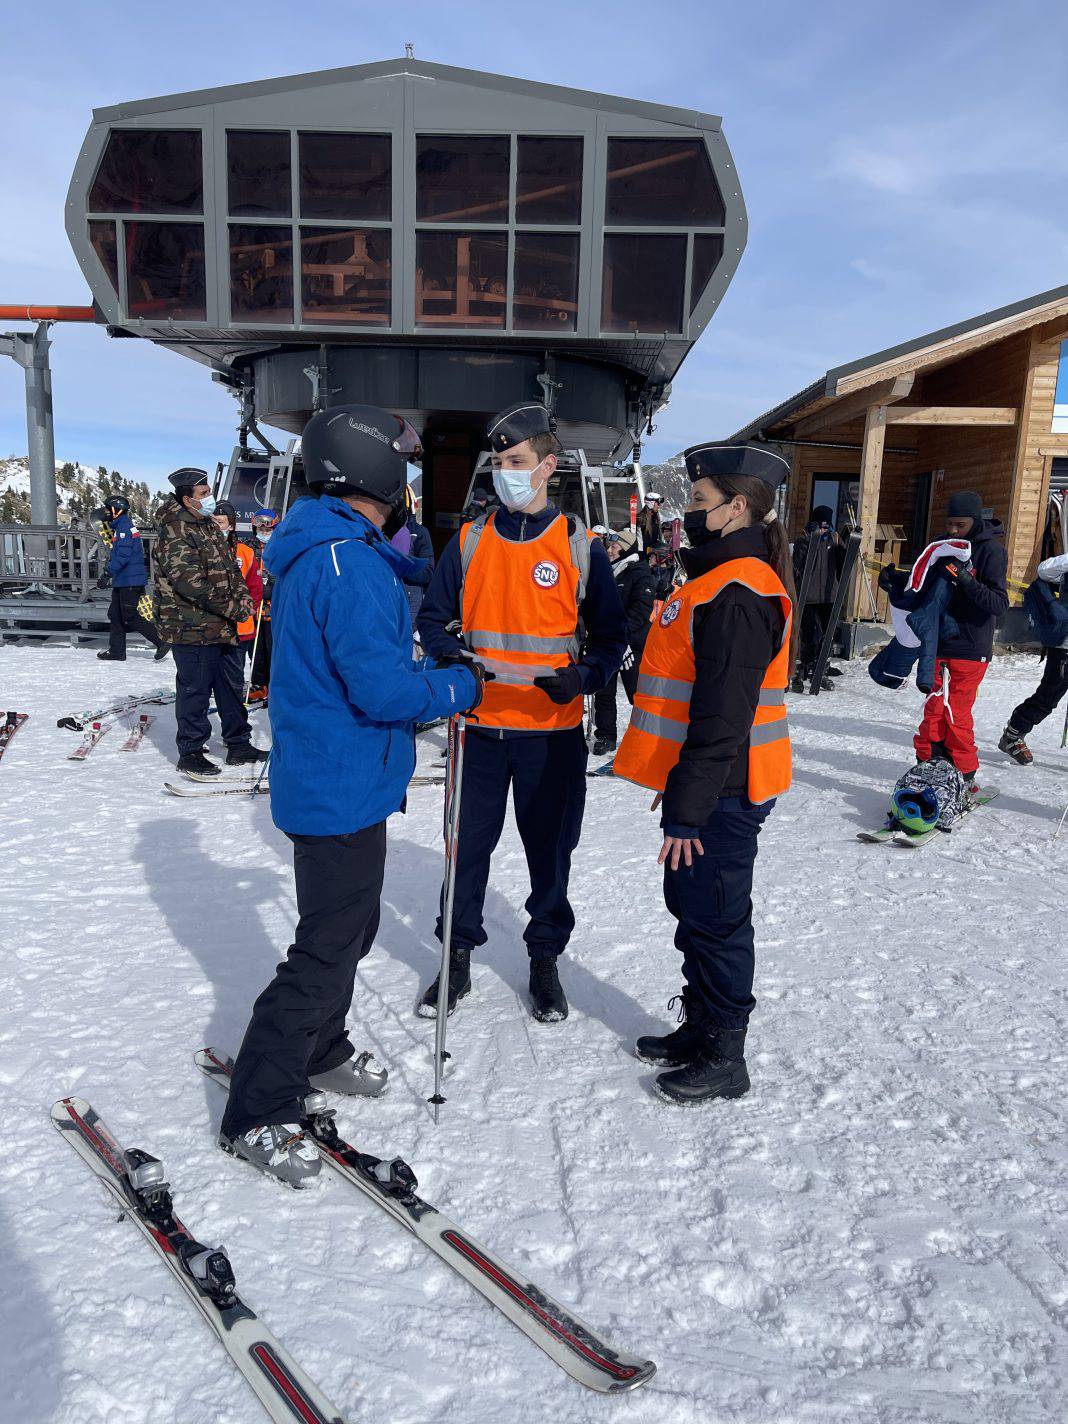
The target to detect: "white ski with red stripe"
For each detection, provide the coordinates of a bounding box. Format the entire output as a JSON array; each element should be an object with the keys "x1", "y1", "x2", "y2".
[
  {"x1": 197, "y1": 1049, "x2": 655, "y2": 1393},
  {"x1": 68, "y1": 719, "x2": 112, "y2": 760},
  {"x1": 0, "y1": 711, "x2": 28, "y2": 765},
  {"x1": 120, "y1": 713, "x2": 154, "y2": 750},
  {"x1": 52, "y1": 1096, "x2": 350, "y2": 1424}
]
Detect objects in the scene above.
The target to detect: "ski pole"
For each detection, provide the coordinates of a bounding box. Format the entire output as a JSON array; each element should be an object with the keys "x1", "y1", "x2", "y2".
[
  {"x1": 244, "y1": 600, "x2": 265, "y2": 711},
  {"x1": 430, "y1": 712, "x2": 467, "y2": 1123},
  {"x1": 1061, "y1": 696, "x2": 1068, "y2": 749}
]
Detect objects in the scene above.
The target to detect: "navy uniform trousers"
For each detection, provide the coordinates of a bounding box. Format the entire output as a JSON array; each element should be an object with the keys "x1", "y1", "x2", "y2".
[{"x1": 436, "y1": 725, "x2": 588, "y2": 959}]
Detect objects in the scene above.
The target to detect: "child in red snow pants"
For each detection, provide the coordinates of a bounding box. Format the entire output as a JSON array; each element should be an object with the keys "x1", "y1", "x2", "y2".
[{"x1": 913, "y1": 658, "x2": 988, "y2": 775}]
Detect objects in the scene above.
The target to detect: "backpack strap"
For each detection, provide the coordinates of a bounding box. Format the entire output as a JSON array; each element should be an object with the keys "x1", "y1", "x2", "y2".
[
  {"x1": 459, "y1": 512, "x2": 491, "y2": 630},
  {"x1": 566, "y1": 514, "x2": 592, "y2": 606}
]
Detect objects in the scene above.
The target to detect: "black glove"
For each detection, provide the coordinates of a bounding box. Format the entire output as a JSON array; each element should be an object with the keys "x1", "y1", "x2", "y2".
[
  {"x1": 438, "y1": 651, "x2": 495, "y2": 711},
  {"x1": 96, "y1": 574, "x2": 112, "y2": 590},
  {"x1": 533, "y1": 664, "x2": 584, "y2": 705},
  {"x1": 942, "y1": 557, "x2": 974, "y2": 589}
]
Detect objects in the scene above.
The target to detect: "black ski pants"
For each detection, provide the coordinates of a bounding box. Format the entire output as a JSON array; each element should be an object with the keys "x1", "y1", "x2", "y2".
[
  {"x1": 250, "y1": 619, "x2": 272, "y2": 687},
  {"x1": 593, "y1": 659, "x2": 640, "y2": 741},
  {"x1": 221, "y1": 822, "x2": 386, "y2": 1138},
  {"x1": 663, "y1": 796, "x2": 772, "y2": 1030},
  {"x1": 799, "y1": 601, "x2": 833, "y2": 675},
  {"x1": 172, "y1": 643, "x2": 251, "y2": 757},
  {"x1": 1009, "y1": 648, "x2": 1068, "y2": 735},
  {"x1": 108, "y1": 585, "x2": 164, "y2": 659},
  {"x1": 435, "y1": 726, "x2": 587, "y2": 959}
]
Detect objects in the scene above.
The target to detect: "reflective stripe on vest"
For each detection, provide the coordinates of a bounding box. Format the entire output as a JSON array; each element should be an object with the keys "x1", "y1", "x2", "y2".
[
  {"x1": 459, "y1": 513, "x2": 590, "y2": 731},
  {"x1": 614, "y1": 557, "x2": 792, "y2": 804}
]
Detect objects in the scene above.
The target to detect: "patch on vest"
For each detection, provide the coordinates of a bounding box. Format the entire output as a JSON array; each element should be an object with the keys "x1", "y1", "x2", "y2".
[
  {"x1": 660, "y1": 600, "x2": 682, "y2": 626},
  {"x1": 531, "y1": 559, "x2": 561, "y2": 589}
]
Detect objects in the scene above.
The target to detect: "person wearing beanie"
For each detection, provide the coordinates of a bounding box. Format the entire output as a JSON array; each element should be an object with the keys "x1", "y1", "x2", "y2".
[
  {"x1": 790, "y1": 503, "x2": 844, "y2": 691},
  {"x1": 913, "y1": 489, "x2": 1008, "y2": 786}
]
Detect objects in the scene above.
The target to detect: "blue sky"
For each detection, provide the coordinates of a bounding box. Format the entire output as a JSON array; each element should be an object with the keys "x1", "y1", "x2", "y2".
[{"x1": 3, "y1": 0, "x2": 1068, "y2": 491}]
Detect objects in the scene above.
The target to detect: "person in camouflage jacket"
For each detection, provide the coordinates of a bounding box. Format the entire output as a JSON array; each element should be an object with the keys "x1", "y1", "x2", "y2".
[{"x1": 156, "y1": 469, "x2": 267, "y2": 776}]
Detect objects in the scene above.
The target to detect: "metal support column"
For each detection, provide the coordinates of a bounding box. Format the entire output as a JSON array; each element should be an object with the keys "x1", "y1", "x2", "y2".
[{"x1": 1, "y1": 322, "x2": 58, "y2": 524}]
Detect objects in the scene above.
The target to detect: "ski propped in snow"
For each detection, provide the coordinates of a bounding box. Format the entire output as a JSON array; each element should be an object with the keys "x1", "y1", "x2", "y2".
[{"x1": 197, "y1": 1049, "x2": 657, "y2": 1394}]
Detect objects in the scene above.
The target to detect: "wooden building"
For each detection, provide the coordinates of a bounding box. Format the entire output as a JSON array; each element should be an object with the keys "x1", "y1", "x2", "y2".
[{"x1": 731, "y1": 284, "x2": 1068, "y2": 618}]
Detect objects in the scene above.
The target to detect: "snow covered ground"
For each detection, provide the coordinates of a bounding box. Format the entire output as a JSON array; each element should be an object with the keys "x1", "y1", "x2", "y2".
[{"x1": 1, "y1": 644, "x2": 1065, "y2": 1424}]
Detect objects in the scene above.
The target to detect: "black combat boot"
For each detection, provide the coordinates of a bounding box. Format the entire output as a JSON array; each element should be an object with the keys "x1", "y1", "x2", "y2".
[
  {"x1": 635, "y1": 989, "x2": 705, "y2": 1065},
  {"x1": 529, "y1": 954, "x2": 568, "y2": 1023},
  {"x1": 592, "y1": 734, "x2": 616, "y2": 757},
  {"x1": 655, "y1": 1022, "x2": 750, "y2": 1105},
  {"x1": 226, "y1": 742, "x2": 270, "y2": 765},
  {"x1": 177, "y1": 750, "x2": 221, "y2": 777},
  {"x1": 416, "y1": 947, "x2": 472, "y2": 1018}
]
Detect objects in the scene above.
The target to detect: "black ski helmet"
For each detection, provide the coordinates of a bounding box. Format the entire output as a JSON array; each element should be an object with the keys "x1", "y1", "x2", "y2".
[
  {"x1": 214, "y1": 499, "x2": 237, "y2": 527},
  {"x1": 301, "y1": 404, "x2": 421, "y2": 503},
  {"x1": 103, "y1": 493, "x2": 130, "y2": 519}
]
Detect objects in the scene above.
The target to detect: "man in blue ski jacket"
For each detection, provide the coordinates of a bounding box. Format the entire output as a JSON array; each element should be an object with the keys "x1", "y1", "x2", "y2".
[
  {"x1": 220, "y1": 405, "x2": 487, "y2": 1187},
  {"x1": 95, "y1": 494, "x2": 169, "y2": 662}
]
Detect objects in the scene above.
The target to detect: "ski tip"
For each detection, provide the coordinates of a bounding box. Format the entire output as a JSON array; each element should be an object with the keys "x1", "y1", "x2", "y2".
[{"x1": 608, "y1": 1358, "x2": 658, "y2": 1392}]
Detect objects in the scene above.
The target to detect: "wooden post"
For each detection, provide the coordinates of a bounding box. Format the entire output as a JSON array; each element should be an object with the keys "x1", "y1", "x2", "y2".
[{"x1": 854, "y1": 403, "x2": 887, "y2": 619}]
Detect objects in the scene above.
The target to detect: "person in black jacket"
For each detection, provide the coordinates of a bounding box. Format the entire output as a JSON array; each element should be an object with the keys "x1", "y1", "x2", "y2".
[
  {"x1": 614, "y1": 441, "x2": 795, "y2": 1105},
  {"x1": 592, "y1": 530, "x2": 656, "y2": 754},
  {"x1": 790, "y1": 505, "x2": 842, "y2": 690},
  {"x1": 914, "y1": 489, "x2": 1008, "y2": 784}
]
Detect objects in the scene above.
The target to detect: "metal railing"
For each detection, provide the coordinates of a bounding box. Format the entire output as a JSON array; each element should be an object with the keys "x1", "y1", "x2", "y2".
[{"x1": 0, "y1": 523, "x2": 158, "y2": 598}]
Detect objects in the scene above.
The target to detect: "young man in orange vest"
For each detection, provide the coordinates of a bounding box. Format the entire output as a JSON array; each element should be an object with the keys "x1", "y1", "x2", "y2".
[{"x1": 417, "y1": 401, "x2": 628, "y2": 1022}]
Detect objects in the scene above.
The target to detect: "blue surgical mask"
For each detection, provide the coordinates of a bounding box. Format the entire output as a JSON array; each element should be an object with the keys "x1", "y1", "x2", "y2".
[
  {"x1": 492, "y1": 459, "x2": 545, "y2": 511},
  {"x1": 197, "y1": 494, "x2": 217, "y2": 517}
]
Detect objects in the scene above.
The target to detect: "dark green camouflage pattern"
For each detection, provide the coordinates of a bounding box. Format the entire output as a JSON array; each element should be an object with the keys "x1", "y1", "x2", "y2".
[{"x1": 153, "y1": 500, "x2": 253, "y2": 645}]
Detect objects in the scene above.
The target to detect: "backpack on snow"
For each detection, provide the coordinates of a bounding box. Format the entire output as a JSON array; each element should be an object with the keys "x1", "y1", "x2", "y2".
[{"x1": 1023, "y1": 576, "x2": 1068, "y2": 648}]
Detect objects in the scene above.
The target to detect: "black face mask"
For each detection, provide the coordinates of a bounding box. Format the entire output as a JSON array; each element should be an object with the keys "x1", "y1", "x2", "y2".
[
  {"x1": 683, "y1": 501, "x2": 729, "y2": 548},
  {"x1": 382, "y1": 498, "x2": 408, "y2": 540}
]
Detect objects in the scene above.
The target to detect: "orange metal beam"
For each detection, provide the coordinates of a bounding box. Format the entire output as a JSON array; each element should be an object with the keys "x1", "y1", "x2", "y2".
[{"x1": 0, "y1": 305, "x2": 96, "y2": 322}]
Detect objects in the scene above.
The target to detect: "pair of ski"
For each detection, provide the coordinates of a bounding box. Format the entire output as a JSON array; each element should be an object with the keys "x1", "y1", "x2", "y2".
[
  {"x1": 57, "y1": 686, "x2": 174, "y2": 732},
  {"x1": 68, "y1": 712, "x2": 154, "y2": 760},
  {"x1": 164, "y1": 771, "x2": 445, "y2": 799},
  {"x1": 794, "y1": 526, "x2": 863, "y2": 695},
  {"x1": 0, "y1": 710, "x2": 28, "y2": 766},
  {"x1": 56, "y1": 1058, "x2": 654, "y2": 1424},
  {"x1": 857, "y1": 788, "x2": 999, "y2": 847}
]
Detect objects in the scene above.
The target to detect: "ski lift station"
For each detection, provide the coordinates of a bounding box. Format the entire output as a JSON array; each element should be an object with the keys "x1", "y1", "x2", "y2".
[{"x1": 62, "y1": 57, "x2": 746, "y2": 545}]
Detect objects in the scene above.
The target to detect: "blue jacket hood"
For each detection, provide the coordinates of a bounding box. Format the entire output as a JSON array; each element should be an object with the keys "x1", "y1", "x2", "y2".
[{"x1": 265, "y1": 495, "x2": 426, "y2": 586}]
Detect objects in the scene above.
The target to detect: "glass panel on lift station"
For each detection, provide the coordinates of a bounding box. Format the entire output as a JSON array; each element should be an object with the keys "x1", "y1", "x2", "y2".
[
  {"x1": 229, "y1": 225, "x2": 295, "y2": 323},
  {"x1": 300, "y1": 227, "x2": 391, "y2": 324},
  {"x1": 227, "y1": 131, "x2": 292, "y2": 217},
  {"x1": 513, "y1": 232, "x2": 579, "y2": 331},
  {"x1": 416, "y1": 135, "x2": 510, "y2": 222},
  {"x1": 605, "y1": 137, "x2": 725, "y2": 226},
  {"x1": 415, "y1": 230, "x2": 507, "y2": 328},
  {"x1": 601, "y1": 233, "x2": 686, "y2": 333},
  {"x1": 516, "y1": 137, "x2": 582, "y2": 224},
  {"x1": 88, "y1": 129, "x2": 203, "y2": 215},
  {"x1": 690, "y1": 233, "x2": 724, "y2": 314},
  {"x1": 124, "y1": 221, "x2": 207, "y2": 320},
  {"x1": 88, "y1": 220, "x2": 119, "y2": 294},
  {"x1": 223, "y1": 459, "x2": 272, "y2": 529},
  {"x1": 299, "y1": 132, "x2": 391, "y2": 220}
]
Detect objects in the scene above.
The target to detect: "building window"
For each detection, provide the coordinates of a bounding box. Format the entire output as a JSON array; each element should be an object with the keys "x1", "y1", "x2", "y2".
[
  {"x1": 601, "y1": 233, "x2": 686, "y2": 333},
  {"x1": 301, "y1": 227, "x2": 391, "y2": 324},
  {"x1": 88, "y1": 130, "x2": 202, "y2": 215},
  {"x1": 513, "y1": 233, "x2": 579, "y2": 331},
  {"x1": 88, "y1": 220, "x2": 119, "y2": 295},
  {"x1": 124, "y1": 222, "x2": 206, "y2": 320},
  {"x1": 516, "y1": 137, "x2": 582, "y2": 224},
  {"x1": 229, "y1": 225, "x2": 294, "y2": 324},
  {"x1": 605, "y1": 138, "x2": 724, "y2": 226},
  {"x1": 415, "y1": 231, "x2": 507, "y2": 327},
  {"x1": 416, "y1": 136, "x2": 510, "y2": 223},
  {"x1": 299, "y1": 133, "x2": 391, "y2": 220},
  {"x1": 690, "y1": 233, "x2": 724, "y2": 314},
  {"x1": 227, "y1": 131, "x2": 291, "y2": 217}
]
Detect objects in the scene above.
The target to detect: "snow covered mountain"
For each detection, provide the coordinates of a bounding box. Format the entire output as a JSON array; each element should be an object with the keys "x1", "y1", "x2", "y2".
[{"x1": 0, "y1": 456, "x2": 159, "y2": 525}]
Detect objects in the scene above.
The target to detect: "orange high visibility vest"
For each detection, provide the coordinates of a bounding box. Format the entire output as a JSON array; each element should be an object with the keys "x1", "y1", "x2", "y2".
[
  {"x1": 614, "y1": 556, "x2": 792, "y2": 804},
  {"x1": 235, "y1": 541, "x2": 256, "y2": 640},
  {"x1": 459, "y1": 512, "x2": 590, "y2": 732}
]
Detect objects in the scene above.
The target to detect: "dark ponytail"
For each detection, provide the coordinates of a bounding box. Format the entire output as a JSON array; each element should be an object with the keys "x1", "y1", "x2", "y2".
[{"x1": 710, "y1": 474, "x2": 799, "y2": 668}]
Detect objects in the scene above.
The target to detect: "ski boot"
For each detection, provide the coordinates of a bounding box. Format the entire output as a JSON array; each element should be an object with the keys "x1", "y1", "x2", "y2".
[
  {"x1": 789, "y1": 674, "x2": 806, "y2": 693},
  {"x1": 635, "y1": 989, "x2": 704, "y2": 1065},
  {"x1": 592, "y1": 734, "x2": 617, "y2": 757},
  {"x1": 998, "y1": 725, "x2": 1033, "y2": 766},
  {"x1": 96, "y1": 651, "x2": 125, "y2": 661},
  {"x1": 226, "y1": 741, "x2": 270, "y2": 766},
  {"x1": 655, "y1": 1023, "x2": 750, "y2": 1105},
  {"x1": 309, "y1": 1049, "x2": 389, "y2": 1098},
  {"x1": 416, "y1": 946, "x2": 472, "y2": 1018},
  {"x1": 529, "y1": 953, "x2": 568, "y2": 1023},
  {"x1": 826, "y1": 665, "x2": 843, "y2": 677},
  {"x1": 177, "y1": 749, "x2": 221, "y2": 777},
  {"x1": 220, "y1": 1122, "x2": 321, "y2": 1188}
]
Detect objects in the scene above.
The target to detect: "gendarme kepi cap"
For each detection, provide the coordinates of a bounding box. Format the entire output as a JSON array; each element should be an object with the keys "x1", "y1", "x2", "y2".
[
  {"x1": 683, "y1": 441, "x2": 790, "y2": 489},
  {"x1": 486, "y1": 401, "x2": 557, "y2": 453}
]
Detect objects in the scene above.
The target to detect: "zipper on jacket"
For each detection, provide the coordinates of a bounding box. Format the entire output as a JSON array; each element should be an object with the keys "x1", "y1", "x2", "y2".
[{"x1": 382, "y1": 728, "x2": 391, "y2": 766}]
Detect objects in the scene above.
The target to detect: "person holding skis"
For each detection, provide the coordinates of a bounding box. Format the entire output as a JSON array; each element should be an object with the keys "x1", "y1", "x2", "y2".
[
  {"x1": 913, "y1": 490, "x2": 1008, "y2": 788},
  {"x1": 154, "y1": 470, "x2": 267, "y2": 776},
  {"x1": 94, "y1": 494, "x2": 170, "y2": 663},
  {"x1": 219, "y1": 405, "x2": 486, "y2": 1186},
  {"x1": 416, "y1": 401, "x2": 627, "y2": 1023},
  {"x1": 999, "y1": 549, "x2": 1068, "y2": 764},
  {"x1": 592, "y1": 529, "x2": 656, "y2": 755},
  {"x1": 790, "y1": 504, "x2": 842, "y2": 691},
  {"x1": 614, "y1": 441, "x2": 794, "y2": 1105}
]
